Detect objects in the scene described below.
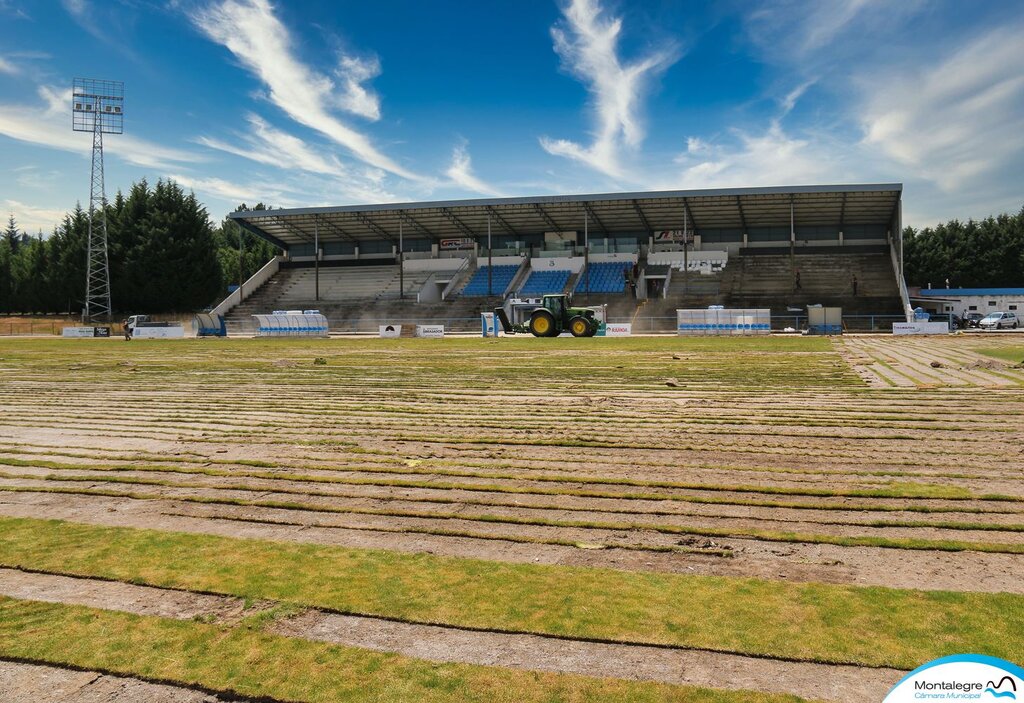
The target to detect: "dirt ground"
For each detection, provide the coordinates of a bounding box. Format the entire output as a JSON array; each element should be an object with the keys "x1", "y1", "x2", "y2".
[
  {"x1": 0, "y1": 661, "x2": 229, "y2": 703},
  {"x1": 0, "y1": 334, "x2": 1021, "y2": 700}
]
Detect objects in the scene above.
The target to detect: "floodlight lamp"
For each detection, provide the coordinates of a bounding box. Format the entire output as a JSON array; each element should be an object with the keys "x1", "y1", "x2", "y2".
[{"x1": 72, "y1": 77, "x2": 124, "y2": 135}]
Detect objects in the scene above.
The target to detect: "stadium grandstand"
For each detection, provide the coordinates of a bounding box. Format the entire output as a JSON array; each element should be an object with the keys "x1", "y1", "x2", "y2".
[{"x1": 218, "y1": 184, "x2": 908, "y2": 333}]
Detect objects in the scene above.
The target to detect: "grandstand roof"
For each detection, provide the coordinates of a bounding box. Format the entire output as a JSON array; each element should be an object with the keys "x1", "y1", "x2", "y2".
[{"x1": 228, "y1": 183, "x2": 902, "y2": 250}]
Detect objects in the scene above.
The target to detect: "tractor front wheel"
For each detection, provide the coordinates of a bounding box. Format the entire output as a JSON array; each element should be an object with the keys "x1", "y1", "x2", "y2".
[
  {"x1": 569, "y1": 315, "x2": 590, "y2": 337},
  {"x1": 529, "y1": 309, "x2": 557, "y2": 337}
]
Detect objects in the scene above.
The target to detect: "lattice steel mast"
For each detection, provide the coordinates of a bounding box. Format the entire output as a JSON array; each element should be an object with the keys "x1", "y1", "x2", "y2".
[{"x1": 73, "y1": 78, "x2": 123, "y2": 322}]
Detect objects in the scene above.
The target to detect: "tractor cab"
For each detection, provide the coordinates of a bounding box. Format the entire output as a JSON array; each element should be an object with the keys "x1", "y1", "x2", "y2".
[{"x1": 542, "y1": 293, "x2": 569, "y2": 322}]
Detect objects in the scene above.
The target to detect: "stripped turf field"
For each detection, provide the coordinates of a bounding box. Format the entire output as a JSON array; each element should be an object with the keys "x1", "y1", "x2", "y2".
[{"x1": 0, "y1": 334, "x2": 1022, "y2": 702}]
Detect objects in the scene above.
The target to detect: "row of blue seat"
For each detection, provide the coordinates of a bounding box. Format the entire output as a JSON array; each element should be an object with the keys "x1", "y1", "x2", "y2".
[
  {"x1": 462, "y1": 265, "x2": 519, "y2": 296},
  {"x1": 573, "y1": 262, "x2": 630, "y2": 293},
  {"x1": 519, "y1": 269, "x2": 570, "y2": 296}
]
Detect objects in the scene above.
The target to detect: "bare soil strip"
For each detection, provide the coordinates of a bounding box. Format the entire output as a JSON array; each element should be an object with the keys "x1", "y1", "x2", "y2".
[
  {"x1": 1, "y1": 492, "x2": 1021, "y2": 593},
  {"x1": 0, "y1": 660, "x2": 233, "y2": 703},
  {"x1": 0, "y1": 568, "x2": 901, "y2": 702}
]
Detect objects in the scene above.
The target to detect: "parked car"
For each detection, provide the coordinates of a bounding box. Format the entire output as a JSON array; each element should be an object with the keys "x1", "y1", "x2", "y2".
[
  {"x1": 928, "y1": 313, "x2": 965, "y2": 330},
  {"x1": 964, "y1": 312, "x2": 985, "y2": 328},
  {"x1": 979, "y1": 312, "x2": 1019, "y2": 330}
]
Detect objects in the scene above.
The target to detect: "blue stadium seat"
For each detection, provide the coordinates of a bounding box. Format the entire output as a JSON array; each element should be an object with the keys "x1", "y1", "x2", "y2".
[
  {"x1": 519, "y1": 269, "x2": 571, "y2": 296},
  {"x1": 462, "y1": 264, "x2": 519, "y2": 296},
  {"x1": 574, "y1": 262, "x2": 630, "y2": 294}
]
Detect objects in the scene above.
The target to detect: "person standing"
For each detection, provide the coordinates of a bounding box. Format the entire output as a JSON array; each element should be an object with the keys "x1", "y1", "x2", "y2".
[
  {"x1": 794, "y1": 269, "x2": 802, "y2": 291},
  {"x1": 122, "y1": 319, "x2": 132, "y2": 341}
]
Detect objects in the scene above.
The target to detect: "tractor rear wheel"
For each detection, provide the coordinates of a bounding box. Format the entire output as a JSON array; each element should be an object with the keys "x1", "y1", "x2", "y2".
[
  {"x1": 529, "y1": 309, "x2": 557, "y2": 337},
  {"x1": 569, "y1": 316, "x2": 590, "y2": 337},
  {"x1": 583, "y1": 320, "x2": 598, "y2": 337}
]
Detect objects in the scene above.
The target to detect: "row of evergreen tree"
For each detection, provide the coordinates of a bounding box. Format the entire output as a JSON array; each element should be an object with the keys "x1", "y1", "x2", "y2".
[
  {"x1": 0, "y1": 179, "x2": 278, "y2": 315},
  {"x1": 902, "y1": 207, "x2": 1024, "y2": 289}
]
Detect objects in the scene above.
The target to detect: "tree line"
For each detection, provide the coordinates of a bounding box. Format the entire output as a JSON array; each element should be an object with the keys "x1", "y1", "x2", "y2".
[
  {"x1": 903, "y1": 207, "x2": 1024, "y2": 289},
  {"x1": 0, "y1": 179, "x2": 278, "y2": 315}
]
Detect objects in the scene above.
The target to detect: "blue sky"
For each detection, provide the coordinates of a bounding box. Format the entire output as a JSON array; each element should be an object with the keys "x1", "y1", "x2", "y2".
[{"x1": 1, "y1": 0, "x2": 1022, "y2": 234}]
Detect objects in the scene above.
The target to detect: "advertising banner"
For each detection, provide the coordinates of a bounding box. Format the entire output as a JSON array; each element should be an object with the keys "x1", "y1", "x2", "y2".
[
  {"x1": 62, "y1": 327, "x2": 99, "y2": 338},
  {"x1": 654, "y1": 230, "x2": 694, "y2": 243},
  {"x1": 893, "y1": 322, "x2": 949, "y2": 335},
  {"x1": 379, "y1": 324, "x2": 402, "y2": 338},
  {"x1": 439, "y1": 238, "x2": 474, "y2": 250},
  {"x1": 604, "y1": 323, "x2": 632, "y2": 336},
  {"x1": 416, "y1": 324, "x2": 445, "y2": 338},
  {"x1": 133, "y1": 326, "x2": 185, "y2": 339}
]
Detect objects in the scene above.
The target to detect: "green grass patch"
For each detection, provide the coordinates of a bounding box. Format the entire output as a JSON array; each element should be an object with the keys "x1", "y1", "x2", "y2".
[
  {"x1": 0, "y1": 598, "x2": 808, "y2": 703},
  {"x1": 0, "y1": 516, "x2": 1021, "y2": 670},
  {"x1": 976, "y1": 347, "x2": 1024, "y2": 365}
]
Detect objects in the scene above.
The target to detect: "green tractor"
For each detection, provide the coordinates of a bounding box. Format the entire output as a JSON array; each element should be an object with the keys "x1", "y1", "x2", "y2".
[{"x1": 494, "y1": 294, "x2": 599, "y2": 337}]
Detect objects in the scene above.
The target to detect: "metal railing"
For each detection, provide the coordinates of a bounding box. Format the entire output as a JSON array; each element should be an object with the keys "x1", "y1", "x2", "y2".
[{"x1": 0, "y1": 321, "x2": 77, "y2": 336}]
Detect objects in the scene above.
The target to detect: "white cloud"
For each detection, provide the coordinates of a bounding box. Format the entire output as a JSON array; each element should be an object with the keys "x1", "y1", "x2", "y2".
[
  {"x1": 334, "y1": 55, "x2": 382, "y2": 121},
  {"x1": 14, "y1": 166, "x2": 60, "y2": 190},
  {"x1": 669, "y1": 120, "x2": 837, "y2": 189},
  {"x1": 168, "y1": 173, "x2": 296, "y2": 208},
  {"x1": 0, "y1": 57, "x2": 17, "y2": 75},
  {"x1": 190, "y1": 0, "x2": 420, "y2": 181},
  {"x1": 540, "y1": 0, "x2": 678, "y2": 179},
  {"x1": 860, "y1": 24, "x2": 1024, "y2": 191},
  {"x1": 0, "y1": 86, "x2": 202, "y2": 170},
  {"x1": 744, "y1": 0, "x2": 923, "y2": 64},
  {"x1": 197, "y1": 113, "x2": 349, "y2": 178},
  {"x1": 445, "y1": 140, "x2": 506, "y2": 197},
  {"x1": 2, "y1": 200, "x2": 68, "y2": 235}
]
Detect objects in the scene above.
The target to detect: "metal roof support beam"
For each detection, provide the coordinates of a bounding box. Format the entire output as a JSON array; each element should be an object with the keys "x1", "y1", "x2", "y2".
[
  {"x1": 440, "y1": 207, "x2": 475, "y2": 238},
  {"x1": 839, "y1": 192, "x2": 847, "y2": 232},
  {"x1": 485, "y1": 206, "x2": 519, "y2": 237},
  {"x1": 272, "y1": 217, "x2": 316, "y2": 245},
  {"x1": 398, "y1": 211, "x2": 438, "y2": 241},
  {"x1": 582, "y1": 202, "x2": 608, "y2": 236},
  {"x1": 315, "y1": 216, "x2": 358, "y2": 244},
  {"x1": 533, "y1": 203, "x2": 561, "y2": 232},
  {"x1": 352, "y1": 212, "x2": 395, "y2": 242},
  {"x1": 735, "y1": 196, "x2": 747, "y2": 233},
  {"x1": 632, "y1": 200, "x2": 653, "y2": 236}
]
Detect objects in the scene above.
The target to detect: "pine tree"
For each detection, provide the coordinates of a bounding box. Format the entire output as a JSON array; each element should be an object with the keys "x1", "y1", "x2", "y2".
[{"x1": 4, "y1": 215, "x2": 19, "y2": 255}]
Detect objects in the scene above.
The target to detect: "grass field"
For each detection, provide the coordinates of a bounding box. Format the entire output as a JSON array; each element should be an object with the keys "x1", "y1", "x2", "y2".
[{"x1": 0, "y1": 334, "x2": 1022, "y2": 702}]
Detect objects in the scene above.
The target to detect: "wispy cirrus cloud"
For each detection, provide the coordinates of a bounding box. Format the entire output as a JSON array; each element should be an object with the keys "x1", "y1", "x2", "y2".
[
  {"x1": 168, "y1": 173, "x2": 297, "y2": 207},
  {"x1": 445, "y1": 140, "x2": 506, "y2": 197},
  {"x1": 333, "y1": 55, "x2": 382, "y2": 121},
  {"x1": 196, "y1": 113, "x2": 349, "y2": 179},
  {"x1": 0, "y1": 57, "x2": 17, "y2": 75},
  {"x1": 189, "y1": 0, "x2": 420, "y2": 181},
  {"x1": 744, "y1": 0, "x2": 924, "y2": 66},
  {"x1": 859, "y1": 23, "x2": 1024, "y2": 192},
  {"x1": 540, "y1": 0, "x2": 679, "y2": 179}
]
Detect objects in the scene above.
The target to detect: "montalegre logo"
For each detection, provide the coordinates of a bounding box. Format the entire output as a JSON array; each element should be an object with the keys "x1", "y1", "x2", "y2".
[{"x1": 884, "y1": 655, "x2": 1022, "y2": 701}]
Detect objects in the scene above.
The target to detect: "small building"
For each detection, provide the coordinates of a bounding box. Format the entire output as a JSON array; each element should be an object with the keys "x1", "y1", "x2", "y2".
[{"x1": 910, "y1": 288, "x2": 1024, "y2": 316}]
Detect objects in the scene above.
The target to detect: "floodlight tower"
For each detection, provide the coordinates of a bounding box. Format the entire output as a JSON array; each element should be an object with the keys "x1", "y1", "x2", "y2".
[{"x1": 72, "y1": 78, "x2": 123, "y2": 322}]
